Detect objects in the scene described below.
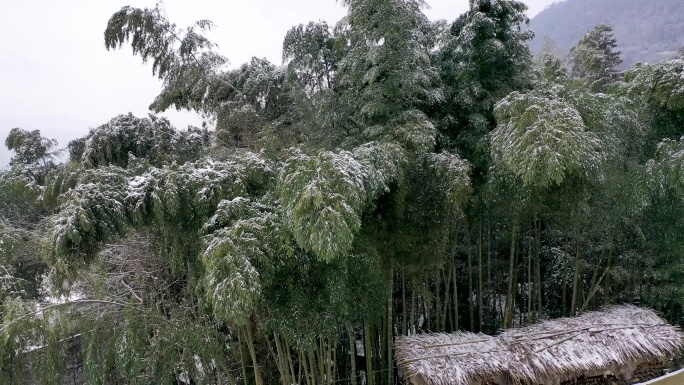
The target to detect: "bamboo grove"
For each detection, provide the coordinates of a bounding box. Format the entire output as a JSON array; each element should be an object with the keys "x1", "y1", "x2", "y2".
[{"x1": 2, "y1": 0, "x2": 684, "y2": 384}]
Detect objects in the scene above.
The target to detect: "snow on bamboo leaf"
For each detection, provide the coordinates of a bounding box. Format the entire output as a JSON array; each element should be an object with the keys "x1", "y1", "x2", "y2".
[
  {"x1": 125, "y1": 154, "x2": 274, "y2": 225},
  {"x1": 647, "y1": 137, "x2": 684, "y2": 197},
  {"x1": 491, "y1": 91, "x2": 603, "y2": 188},
  {"x1": 201, "y1": 198, "x2": 278, "y2": 325},
  {"x1": 627, "y1": 59, "x2": 684, "y2": 111},
  {"x1": 46, "y1": 180, "x2": 129, "y2": 272},
  {"x1": 427, "y1": 152, "x2": 472, "y2": 208},
  {"x1": 279, "y1": 142, "x2": 406, "y2": 262}
]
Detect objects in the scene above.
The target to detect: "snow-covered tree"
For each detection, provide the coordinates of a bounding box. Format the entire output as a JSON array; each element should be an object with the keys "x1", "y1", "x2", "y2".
[
  {"x1": 336, "y1": 0, "x2": 439, "y2": 151},
  {"x1": 491, "y1": 89, "x2": 603, "y2": 188},
  {"x1": 570, "y1": 24, "x2": 623, "y2": 92},
  {"x1": 436, "y1": 0, "x2": 533, "y2": 160},
  {"x1": 4, "y1": 128, "x2": 61, "y2": 185}
]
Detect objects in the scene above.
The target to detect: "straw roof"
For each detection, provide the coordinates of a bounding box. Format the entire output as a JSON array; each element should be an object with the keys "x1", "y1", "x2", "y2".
[{"x1": 396, "y1": 305, "x2": 683, "y2": 385}]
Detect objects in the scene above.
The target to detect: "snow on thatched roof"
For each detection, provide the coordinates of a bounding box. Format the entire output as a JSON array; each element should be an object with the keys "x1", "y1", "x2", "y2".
[{"x1": 396, "y1": 305, "x2": 683, "y2": 385}]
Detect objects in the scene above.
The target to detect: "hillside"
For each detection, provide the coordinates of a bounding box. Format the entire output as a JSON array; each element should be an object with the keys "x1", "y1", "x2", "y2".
[{"x1": 529, "y1": 0, "x2": 684, "y2": 68}]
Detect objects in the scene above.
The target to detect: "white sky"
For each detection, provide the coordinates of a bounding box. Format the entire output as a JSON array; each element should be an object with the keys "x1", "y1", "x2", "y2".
[{"x1": 0, "y1": 0, "x2": 555, "y2": 166}]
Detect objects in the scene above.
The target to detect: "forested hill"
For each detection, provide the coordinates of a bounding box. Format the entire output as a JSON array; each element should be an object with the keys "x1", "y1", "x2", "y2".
[{"x1": 529, "y1": 0, "x2": 684, "y2": 68}]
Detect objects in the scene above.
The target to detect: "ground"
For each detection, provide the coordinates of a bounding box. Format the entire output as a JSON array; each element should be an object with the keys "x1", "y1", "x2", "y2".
[{"x1": 637, "y1": 368, "x2": 684, "y2": 385}]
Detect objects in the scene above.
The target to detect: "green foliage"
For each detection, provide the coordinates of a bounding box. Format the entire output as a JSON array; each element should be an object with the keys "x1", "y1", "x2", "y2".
[
  {"x1": 45, "y1": 169, "x2": 130, "y2": 274},
  {"x1": 0, "y1": 169, "x2": 44, "y2": 223},
  {"x1": 201, "y1": 198, "x2": 278, "y2": 325},
  {"x1": 105, "y1": 4, "x2": 227, "y2": 114},
  {"x1": 647, "y1": 137, "x2": 684, "y2": 198},
  {"x1": 4, "y1": 128, "x2": 61, "y2": 185},
  {"x1": 283, "y1": 21, "x2": 340, "y2": 94},
  {"x1": 427, "y1": 152, "x2": 472, "y2": 210},
  {"x1": 534, "y1": 38, "x2": 568, "y2": 84},
  {"x1": 336, "y1": 0, "x2": 438, "y2": 150},
  {"x1": 43, "y1": 161, "x2": 82, "y2": 212},
  {"x1": 570, "y1": 24, "x2": 623, "y2": 92},
  {"x1": 627, "y1": 59, "x2": 684, "y2": 111},
  {"x1": 0, "y1": 222, "x2": 46, "y2": 300},
  {"x1": 79, "y1": 113, "x2": 211, "y2": 169},
  {"x1": 278, "y1": 142, "x2": 406, "y2": 262},
  {"x1": 436, "y1": 0, "x2": 533, "y2": 160},
  {"x1": 5, "y1": 128, "x2": 59, "y2": 167},
  {"x1": 491, "y1": 90, "x2": 603, "y2": 188}
]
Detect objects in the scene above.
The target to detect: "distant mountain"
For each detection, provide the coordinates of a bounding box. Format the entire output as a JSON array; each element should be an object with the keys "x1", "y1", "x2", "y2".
[{"x1": 529, "y1": 0, "x2": 684, "y2": 69}]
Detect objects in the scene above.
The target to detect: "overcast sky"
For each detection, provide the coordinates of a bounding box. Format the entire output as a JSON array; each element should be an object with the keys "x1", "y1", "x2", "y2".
[{"x1": 0, "y1": 0, "x2": 556, "y2": 166}]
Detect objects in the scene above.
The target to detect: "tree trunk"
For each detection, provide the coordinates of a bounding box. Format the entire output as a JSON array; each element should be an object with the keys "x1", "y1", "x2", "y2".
[
  {"x1": 348, "y1": 327, "x2": 357, "y2": 385},
  {"x1": 527, "y1": 242, "x2": 532, "y2": 325},
  {"x1": 562, "y1": 247, "x2": 567, "y2": 317},
  {"x1": 245, "y1": 323, "x2": 263, "y2": 385},
  {"x1": 452, "y1": 251, "x2": 459, "y2": 331},
  {"x1": 410, "y1": 286, "x2": 416, "y2": 335},
  {"x1": 535, "y1": 217, "x2": 542, "y2": 320},
  {"x1": 504, "y1": 225, "x2": 517, "y2": 329},
  {"x1": 401, "y1": 275, "x2": 407, "y2": 335},
  {"x1": 487, "y1": 218, "x2": 492, "y2": 331},
  {"x1": 441, "y1": 269, "x2": 451, "y2": 331},
  {"x1": 478, "y1": 222, "x2": 484, "y2": 332},
  {"x1": 435, "y1": 270, "x2": 441, "y2": 332},
  {"x1": 604, "y1": 244, "x2": 612, "y2": 305},
  {"x1": 387, "y1": 266, "x2": 394, "y2": 385},
  {"x1": 237, "y1": 330, "x2": 250, "y2": 385},
  {"x1": 364, "y1": 321, "x2": 374, "y2": 385},
  {"x1": 571, "y1": 240, "x2": 582, "y2": 316},
  {"x1": 467, "y1": 232, "x2": 474, "y2": 331}
]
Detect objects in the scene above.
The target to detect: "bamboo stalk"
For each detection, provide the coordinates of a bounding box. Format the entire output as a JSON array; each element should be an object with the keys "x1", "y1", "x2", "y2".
[
  {"x1": 504, "y1": 225, "x2": 517, "y2": 329},
  {"x1": 467, "y1": 229, "x2": 474, "y2": 331},
  {"x1": 348, "y1": 327, "x2": 357, "y2": 385},
  {"x1": 364, "y1": 321, "x2": 374, "y2": 385},
  {"x1": 318, "y1": 338, "x2": 324, "y2": 385},
  {"x1": 452, "y1": 246, "x2": 459, "y2": 331},
  {"x1": 387, "y1": 267, "x2": 394, "y2": 385},
  {"x1": 301, "y1": 350, "x2": 310, "y2": 385},
  {"x1": 402, "y1": 275, "x2": 407, "y2": 335},
  {"x1": 441, "y1": 269, "x2": 451, "y2": 331},
  {"x1": 534, "y1": 333, "x2": 586, "y2": 353},
  {"x1": 245, "y1": 323, "x2": 263, "y2": 385},
  {"x1": 571, "y1": 239, "x2": 581, "y2": 315},
  {"x1": 410, "y1": 287, "x2": 416, "y2": 335},
  {"x1": 267, "y1": 332, "x2": 286, "y2": 385},
  {"x1": 435, "y1": 270, "x2": 441, "y2": 332},
  {"x1": 487, "y1": 217, "x2": 492, "y2": 330},
  {"x1": 527, "y1": 240, "x2": 533, "y2": 326},
  {"x1": 237, "y1": 330, "x2": 249, "y2": 385},
  {"x1": 325, "y1": 338, "x2": 335, "y2": 385},
  {"x1": 308, "y1": 349, "x2": 317, "y2": 385},
  {"x1": 478, "y1": 221, "x2": 484, "y2": 332},
  {"x1": 284, "y1": 339, "x2": 299, "y2": 385},
  {"x1": 580, "y1": 267, "x2": 610, "y2": 314},
  {"x1": 535, "y1": 215, "x2": 542, "y2": 320},
  {"x1": 275, "y1": 334, "x2": 293, "y2": 385},
  {"x1": 604, "y1": 244, "x2": 612, "y2": 305}
]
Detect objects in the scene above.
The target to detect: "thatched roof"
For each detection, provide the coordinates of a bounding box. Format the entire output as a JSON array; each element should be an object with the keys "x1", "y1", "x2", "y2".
[{"x1": 396, "y1": 305, "x2": 683, "y2": 385}]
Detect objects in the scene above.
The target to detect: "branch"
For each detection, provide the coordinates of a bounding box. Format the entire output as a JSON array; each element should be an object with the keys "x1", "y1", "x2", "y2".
[{"x1": 0, "y1": 299, "x2": 172, "y2": 334}]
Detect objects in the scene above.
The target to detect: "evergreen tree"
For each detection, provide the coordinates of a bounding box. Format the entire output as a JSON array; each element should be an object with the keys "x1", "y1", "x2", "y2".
[
  {"x1": 436, "y1": 0, "x2": 533, "y2": 163},
  {"x1": 570, "y1": 24, "x2": 623, "y2": 92}
]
